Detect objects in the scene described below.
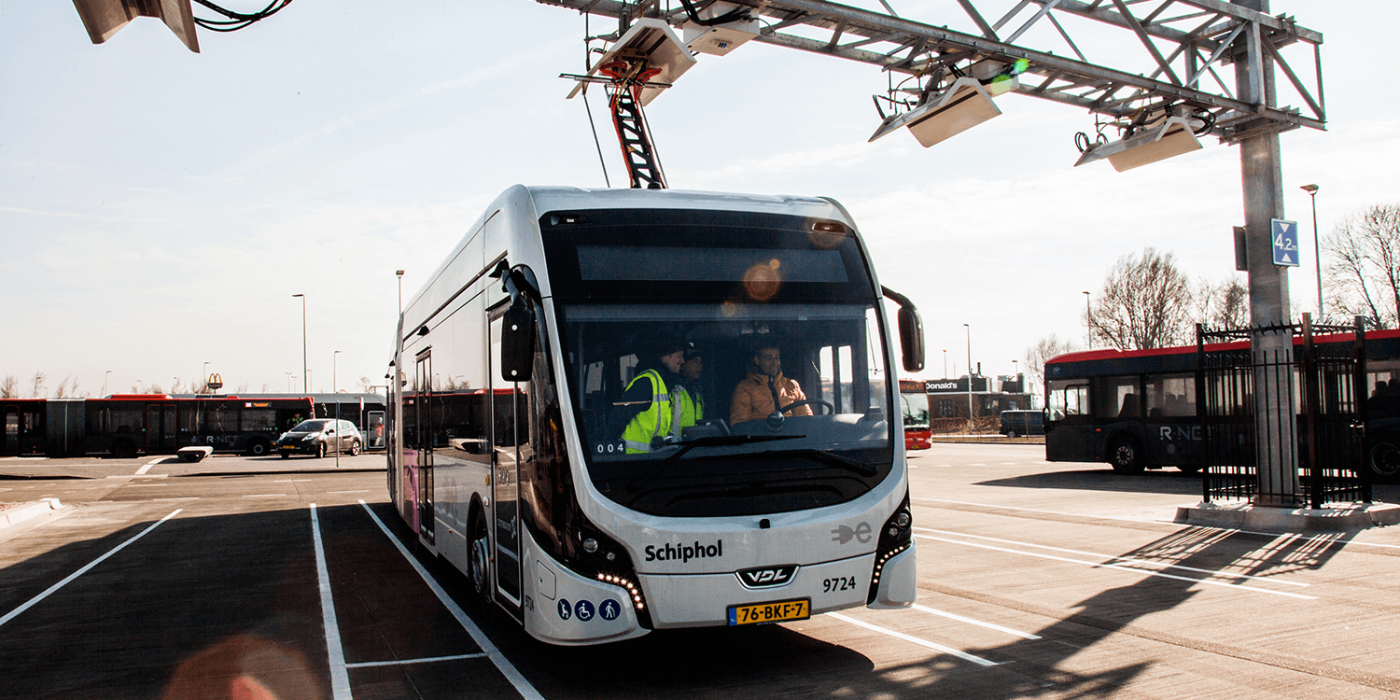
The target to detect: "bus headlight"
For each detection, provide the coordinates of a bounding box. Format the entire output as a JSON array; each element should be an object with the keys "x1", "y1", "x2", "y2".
[{"x1": 868, "y1": 489, "x2": 913, "y2": 604}]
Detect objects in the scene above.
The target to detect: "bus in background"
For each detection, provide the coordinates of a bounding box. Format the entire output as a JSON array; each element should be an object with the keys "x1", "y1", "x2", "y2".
[
  {"x1": 899, "y1": 379, "x2": 931, "y2": 450},
  {"x1": 45, "y1": 395, "x2": 315, "y2": 458},
  {"x1": 1043, "y1": 328, "x2": 1400, "y2": 481},
  {"x1": 388, "y1": 185, "x2": 925, "y2": 646}
]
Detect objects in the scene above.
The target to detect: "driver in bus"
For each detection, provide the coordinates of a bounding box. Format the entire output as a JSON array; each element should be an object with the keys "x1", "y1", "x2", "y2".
[
  {"x1": 618, "y1": 334, "x2": 688, "y2": 454},
  {"x1": 729, "y1": 342, "x2": 812, "y2": 425}
]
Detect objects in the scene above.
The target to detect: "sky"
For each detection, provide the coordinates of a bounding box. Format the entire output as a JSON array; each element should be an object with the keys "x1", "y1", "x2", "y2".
[{"x1": 2, "y1": 1, "x2": 1397, "y2": 400}]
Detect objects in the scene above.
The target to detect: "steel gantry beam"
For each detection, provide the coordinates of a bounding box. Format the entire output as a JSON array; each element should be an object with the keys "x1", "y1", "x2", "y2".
[{"x1": 535, "y1": 0, "x2": 1324, "y2": 144}]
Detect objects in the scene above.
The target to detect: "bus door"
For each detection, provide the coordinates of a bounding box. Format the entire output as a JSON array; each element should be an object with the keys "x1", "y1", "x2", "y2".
[
  {"x1": 415, "y1": 351, "x2": 435, "y2": 545},
  {"x1": 489, "y1": 312, "x2": 524, "y2": 609},
  {"x1": 146, "y1": 404, "x2": 177, "y2": 454},
  {"x1": 366, "y1": 410, "x2": 386, "y2": 449},
  {"x1": 3, "y1": 407, "x2": 17, "y2": 456}
]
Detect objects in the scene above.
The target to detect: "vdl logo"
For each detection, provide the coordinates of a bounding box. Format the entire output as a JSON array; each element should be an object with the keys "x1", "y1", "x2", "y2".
[{"x1": 736, "y1": 564, "x2": 799, "y2": 589}]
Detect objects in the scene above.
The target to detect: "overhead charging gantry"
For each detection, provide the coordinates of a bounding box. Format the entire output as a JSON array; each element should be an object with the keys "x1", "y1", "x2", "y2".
[{"x1": 543, "y1": 0, "x2": 1327, "y2": 508}]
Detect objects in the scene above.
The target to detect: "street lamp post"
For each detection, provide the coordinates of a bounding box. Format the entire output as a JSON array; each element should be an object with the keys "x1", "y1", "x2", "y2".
[
  {"x1": 1301, "y1": 184, "x2": 1322, "y2": 320},
  {"x1": 292, "y1": 294, "x2": 307, "y2": 394},
  {"x1": 396, "y1": 270, "x2": 405, "y2": 313},
  {"x1": 202, "y1": 362, "x2": 210, "y2": 394},
  {"x1": 103, "y1": 370, "x2": 111, "y2": 397},
  {"x1": 1082, "y1": 291, "x2": 1092, "y2": 349},
  {"x1": 942, "y1": 349, "x2": 948, "y2": 378},
  {"x1": 334, "y1": 350, "x2": 341, "y2": 393},
  {"x1": 963, "y1": 323, "x2": 973, "y2": 435}
]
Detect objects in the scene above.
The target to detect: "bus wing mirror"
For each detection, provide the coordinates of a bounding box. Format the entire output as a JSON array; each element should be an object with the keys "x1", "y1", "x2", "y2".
[
  {"x1": 883, "y1": 286, "x2": 925, "y2": 373},
  {"x1": 500, "y1": 302, "x2": 535, "y2": 383}
]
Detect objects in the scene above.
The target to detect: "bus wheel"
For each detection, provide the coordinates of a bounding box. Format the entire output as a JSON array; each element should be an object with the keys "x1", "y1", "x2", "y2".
[
  {"x1": 112, "y1": 440, "x2": 137, "y2": 459},
  {"x1": 1367, "y1": 439, "x2": 1400, "y2": 482},
  {"x1": 1108, "y1": 437, "x2": 1145, "y2": 475},
  {"x1": 469, "y1": 510, "x2": 493, "y2": 606},
  {"x1": 247, "y1": 439, "x2": 270, "y2": 457}
]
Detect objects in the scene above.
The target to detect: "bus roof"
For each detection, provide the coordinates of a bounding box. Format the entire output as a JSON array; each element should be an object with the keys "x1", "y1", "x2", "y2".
[{"x1": 1046, "y1": 327, "x2": 1400, "y2": 367}]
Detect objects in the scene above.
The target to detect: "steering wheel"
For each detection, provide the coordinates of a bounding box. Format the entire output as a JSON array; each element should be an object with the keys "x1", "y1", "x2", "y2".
[{"x1": 779, "y1": 399, "x2": 835, "y2": 416}]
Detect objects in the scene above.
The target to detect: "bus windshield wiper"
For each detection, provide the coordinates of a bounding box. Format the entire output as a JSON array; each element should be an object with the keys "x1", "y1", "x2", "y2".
[
  {"x1": 742, "y1": 448, "x2": 879, "y2": 477},
  {"x1": 624, "y1": 434, "x2": 803, "y2": 498}
]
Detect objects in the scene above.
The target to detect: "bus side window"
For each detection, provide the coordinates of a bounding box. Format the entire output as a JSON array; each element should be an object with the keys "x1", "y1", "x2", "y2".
[{"x1": 1047, "y1": 381, "x2": 1088, "y2": 421}]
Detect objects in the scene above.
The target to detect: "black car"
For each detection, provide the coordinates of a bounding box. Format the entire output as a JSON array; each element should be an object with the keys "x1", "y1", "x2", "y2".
[
  {"x1": 999, "y1": 410, "x2": 1044, "y2": 437},
  {"x1": 276, "y1": 419, "x2": 363, "y2": 458}
]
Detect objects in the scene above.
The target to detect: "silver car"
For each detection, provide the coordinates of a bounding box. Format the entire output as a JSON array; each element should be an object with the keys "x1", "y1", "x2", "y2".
[{"x1": 276, "y1": 419, "x2": 363, "y2": 458}]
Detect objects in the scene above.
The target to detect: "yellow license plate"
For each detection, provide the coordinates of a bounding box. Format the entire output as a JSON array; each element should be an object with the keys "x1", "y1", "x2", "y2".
[{"x1": 727, "y1": 598, "x2": 810, "y2": 626}]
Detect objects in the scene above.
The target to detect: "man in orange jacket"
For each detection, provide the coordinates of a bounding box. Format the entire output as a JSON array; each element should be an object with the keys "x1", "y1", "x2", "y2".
[{"x1": 729, "y1": 343, "x2": 812, "y2": 425}]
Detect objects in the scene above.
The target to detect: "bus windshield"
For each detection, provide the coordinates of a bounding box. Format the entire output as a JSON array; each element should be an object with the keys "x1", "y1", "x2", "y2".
[{"x1": 543, "y1": 207, "x2": 894, "y2": 517}]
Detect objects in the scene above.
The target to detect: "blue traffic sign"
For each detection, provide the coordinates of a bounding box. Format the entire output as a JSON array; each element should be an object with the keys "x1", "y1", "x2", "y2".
[{"x1": 1272, "y1": 218, "x2": 1300, "y2": 267}]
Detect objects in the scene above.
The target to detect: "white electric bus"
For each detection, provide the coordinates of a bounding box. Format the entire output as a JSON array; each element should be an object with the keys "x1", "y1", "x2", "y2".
[{"x1": 387, "y1": 185, "x2": 925, "y2": 645}]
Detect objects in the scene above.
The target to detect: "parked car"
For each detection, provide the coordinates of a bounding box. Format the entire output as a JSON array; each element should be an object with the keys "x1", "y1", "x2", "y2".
[
  {"x1": 999, "y1": 410, "x2": 1044, "y2": 437},
  {"x1": 276, "y1": 419, "x2": 363, "y2": 458}
]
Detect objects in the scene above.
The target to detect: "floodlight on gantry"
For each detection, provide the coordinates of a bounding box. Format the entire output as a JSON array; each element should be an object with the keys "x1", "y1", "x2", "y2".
[
  {"x1": 682, "y1": 1, "x2": 761, "y2": 56},
  {"x1": 868, "y1": 77, "x2": 1001, "y2": 149},
  {"x1": 1073, "y1": 115, "x2": 1203, "y2": 172},
  {"x1": 72, "y1": 0, "x2": 199, "y2": 52},
  {"x1": 565, "y1": 18, "x2": 696, "y2": 107}
]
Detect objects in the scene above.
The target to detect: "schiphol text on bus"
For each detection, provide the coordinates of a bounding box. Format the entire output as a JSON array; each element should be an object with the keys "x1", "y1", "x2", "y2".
[{"x1": 385, "y1": 185, "x2": 926, "y2": 645}]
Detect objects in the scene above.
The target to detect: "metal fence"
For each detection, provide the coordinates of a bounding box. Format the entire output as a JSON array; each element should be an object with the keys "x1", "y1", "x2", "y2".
[{"x1": 1196, "y1": 316, "x2": 1371, "y2": 508}]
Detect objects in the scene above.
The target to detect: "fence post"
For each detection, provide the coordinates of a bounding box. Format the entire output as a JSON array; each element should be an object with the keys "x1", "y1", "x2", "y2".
[
  {"x1": 1302, "y1": 314, "x2": 1322, "y2": 510},
  {"x1": 1196, "y1": 323, "x2": 1210, "y2": 504},
  {"x1": 1355, "y1": 316, "x2": 1372, "y2": 502}
]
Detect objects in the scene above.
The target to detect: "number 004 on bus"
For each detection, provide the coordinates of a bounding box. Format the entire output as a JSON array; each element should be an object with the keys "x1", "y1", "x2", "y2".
[{"x1": 728, "y1": 598, "x2": 811, "y2": 626}]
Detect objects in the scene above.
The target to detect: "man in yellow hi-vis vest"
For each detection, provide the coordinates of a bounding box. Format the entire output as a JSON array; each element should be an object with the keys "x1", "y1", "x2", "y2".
[{"x1": 619, "y1": 335, "x2": 688, "y2": 454}]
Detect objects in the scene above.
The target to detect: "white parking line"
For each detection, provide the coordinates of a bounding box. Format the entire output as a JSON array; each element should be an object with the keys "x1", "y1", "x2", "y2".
[
  {"x1": 915, "y1": 532, "x2": 1317, "y2": 600},
  {"x1": 912, "y1": 604, "x2": 1041, "y2": 640},
  {"x1": 827, "y1": 612, "x2": 999, "y2": 666},
  {"x1": 0, "y1": 509, "x2": 181, "y2": 629},
  {"x1": 310, "y1": 504, "x2": 353, "y2": 700},
  {"x1": 346, "y1": 653, "x2": 488, "y2": 669},
  {"x1": 135, "y1": 458, "x2": 165, "y2": 475},
  {"x1": 358, "y1": 501, "x2": 545, "y2": 700},
  {"x1": 916, "y1": 527, "x2": 1311, "y2": 587}
]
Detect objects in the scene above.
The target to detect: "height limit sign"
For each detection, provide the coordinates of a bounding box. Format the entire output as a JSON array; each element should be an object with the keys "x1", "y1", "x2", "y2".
[{"x1": 1271, "y1": 218, "x2": 1300, "y2": 267}]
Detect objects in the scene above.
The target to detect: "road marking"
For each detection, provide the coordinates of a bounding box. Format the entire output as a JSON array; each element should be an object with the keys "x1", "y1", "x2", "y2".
[
  {"x1": 915, "y1": 496, "x2": 1178, "y2": 525},
  {"x1": 358, "y1": 501, "x2": 545, "y2": 700},
  {"x1": 912, "y1": 604, "x2": 1041, "y2": 639},
  {"x1": 827, "y1": 612, "x2": 999, "y2": 666},
  {"x1": 916, "y1": 527, "x2": 1310, "y2": 587},
  {"x1": 135, "y1": 459, "x2": 162, "y2": 475},
  {"x1": 243, "y1": 494, "x2": 290, "y2": 498},
  {"x1": 0, "y1": 509, "x2": 181, "y2": 629},
  {"x1": 310, "y1": 504, "x2": 353, "y2": 700},
  {"x1": 328, "y1": 490, "x2": 371, "y2": 494},
  {"x1": 914, "y1": 532, "x2": 1317, "y2": 600},
  {"x1": 346, "y1": 653, "x2": 488, "y2": 669}
]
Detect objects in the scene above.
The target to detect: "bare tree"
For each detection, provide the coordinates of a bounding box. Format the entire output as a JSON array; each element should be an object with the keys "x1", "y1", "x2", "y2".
[
  {"x1": 1323, "y1": 204, "x2": 1400, "y2": 328},
  {"x1": 1194, "y1": 277, "x2": 1250, "y2": 331},
  {"x1": 1023, "y1": 334, "x2": 1080, "y2": 391},
  {"x1": 1089, "y1": 248, "x2": 1194, "y2": 351},
  {"x1": 1, "y1": 375, "x2": 17, "y2": 398},
  {"x1": 52, "y1": 375, "x2": 79, "y2": 399},
  {"x1": 29, "y1": 372, "x2": 46, "y2": 399}
]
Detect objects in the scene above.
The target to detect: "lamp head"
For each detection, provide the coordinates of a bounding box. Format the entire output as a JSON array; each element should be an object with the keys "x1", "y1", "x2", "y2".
[{"x1": 1301, "y1": 184, "x2": 1319, "y2": 194}]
